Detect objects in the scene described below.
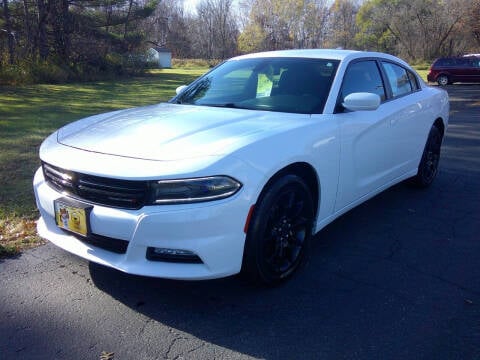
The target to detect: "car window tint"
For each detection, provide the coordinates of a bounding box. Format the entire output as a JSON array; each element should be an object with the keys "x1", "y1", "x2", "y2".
[
  {"x1": 381, "y1": 62, "x2": 413, "y2": 98},
  {"x1": 341, "y1": 61, "x2": 386, "y2": 101},
  {"x1": 436, "y1": 58, "x2": 454, "y2": 66}
]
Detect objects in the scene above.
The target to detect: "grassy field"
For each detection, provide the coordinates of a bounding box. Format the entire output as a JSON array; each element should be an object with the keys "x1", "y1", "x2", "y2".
[
  {"x1": 0, "y1": 68, "x2": 207, "y2": 257},
  {"x1": 414, "y1": 68, "x2": 429, "y2": 82}
]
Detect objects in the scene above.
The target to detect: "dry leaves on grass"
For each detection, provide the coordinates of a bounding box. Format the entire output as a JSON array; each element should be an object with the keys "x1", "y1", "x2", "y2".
[{"x1": 0, "y1": 218, "x2": 45, "y2": 258}]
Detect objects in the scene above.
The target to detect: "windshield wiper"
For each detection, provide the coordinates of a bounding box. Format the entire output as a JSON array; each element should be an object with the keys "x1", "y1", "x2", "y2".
[{"x1": 204, "y1": 103, "x2": 239, "y2": 108}]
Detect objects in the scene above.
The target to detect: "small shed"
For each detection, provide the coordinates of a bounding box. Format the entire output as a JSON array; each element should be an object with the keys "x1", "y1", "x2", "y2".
[{"x1": 147, "y1": 47, "x2": 172, "y2": 68}]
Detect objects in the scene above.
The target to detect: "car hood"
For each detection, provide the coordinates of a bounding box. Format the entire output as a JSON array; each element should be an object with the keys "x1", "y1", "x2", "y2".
[{"x1": 56, "y1": 103, "x2": 308, "y2": 161}]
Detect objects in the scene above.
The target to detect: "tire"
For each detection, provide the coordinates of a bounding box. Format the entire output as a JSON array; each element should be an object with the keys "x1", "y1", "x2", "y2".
[
  {"x1": 242, "y1": 174, "x2": 314, "y2": 285},
  {"x1": 437, "y1": 75, "x2": 449, "y2": 86},
  {"x1": 411, "y1": 126, "x2": 442, "y2": 188}
]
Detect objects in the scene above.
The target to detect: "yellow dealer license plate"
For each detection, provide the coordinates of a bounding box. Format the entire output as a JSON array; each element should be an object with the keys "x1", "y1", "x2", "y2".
[{"x1": 54, "y1": 198, "x2": 92, "y2": 237}]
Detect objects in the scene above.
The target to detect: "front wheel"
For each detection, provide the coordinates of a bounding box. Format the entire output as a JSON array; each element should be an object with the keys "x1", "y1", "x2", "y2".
[
  {"x1": 411, "y1": 126, "x2": 442, "y2": 188},
  {"x1": 437, "y1": 75, "x2": 449, "y2": 86},
  {"x1": 242, "y1": 175, "x2": 314, "y2": 285}
]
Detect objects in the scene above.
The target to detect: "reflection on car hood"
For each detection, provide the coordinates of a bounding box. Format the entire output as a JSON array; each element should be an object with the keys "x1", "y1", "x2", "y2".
[{"x1": 57, "y1": 103, "x2": 307, "y2": 161}]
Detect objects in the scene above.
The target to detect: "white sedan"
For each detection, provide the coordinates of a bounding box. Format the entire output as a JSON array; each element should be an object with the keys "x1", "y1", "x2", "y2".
[{"x1": 33, "y1": 49, "x2": 449, "y2": 284}]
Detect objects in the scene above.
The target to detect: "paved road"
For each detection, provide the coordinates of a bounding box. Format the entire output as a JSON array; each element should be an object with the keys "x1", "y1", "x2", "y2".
[{"x1": 1, "y1": 86, "x2": 479, "y2": 360}]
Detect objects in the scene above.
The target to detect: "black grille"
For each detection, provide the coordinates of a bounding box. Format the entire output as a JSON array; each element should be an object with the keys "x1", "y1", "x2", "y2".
[
  {"x1": 43, "y1": 162, "x2": 149, "y2": 209},
  {"x1": 68, "y1": 231, "x2": 129, "y2": 254}
]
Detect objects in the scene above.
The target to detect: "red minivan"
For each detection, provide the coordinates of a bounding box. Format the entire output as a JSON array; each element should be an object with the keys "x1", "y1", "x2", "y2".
[{"x1": 427, "y1": 56, "x2": 480, "y2": 86}]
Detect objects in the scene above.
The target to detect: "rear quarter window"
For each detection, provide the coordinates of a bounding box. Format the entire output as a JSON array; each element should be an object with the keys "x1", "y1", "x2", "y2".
[{"x1": 381, "y1": 62, "x2": 416, "y2": 98}]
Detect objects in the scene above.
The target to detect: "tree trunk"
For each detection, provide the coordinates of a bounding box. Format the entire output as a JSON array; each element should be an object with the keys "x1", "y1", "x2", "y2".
[
  {"x1": 124, "y1": 0, "x2": 134, "y2": 40},
  {"x1": 2, "y1": 0, "x2": 15, "y2": 64},
  {"x1": 37, "y1": 0, "x2": 49, "y2": 60},
  {"x1": 23, "y1": 0, "x2": 33, "y2": 57},
  {"x1": 50, "y1": 0, "x2": 70, "y2": 60}
]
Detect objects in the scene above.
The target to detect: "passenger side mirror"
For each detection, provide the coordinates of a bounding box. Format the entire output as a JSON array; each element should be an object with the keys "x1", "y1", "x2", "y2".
[
  {"x1": 342, "y1": 92, "x2": 381, "y2": 111},
  {"x1": 176, "y1": 85, "x2": 188, "y2": 95}
]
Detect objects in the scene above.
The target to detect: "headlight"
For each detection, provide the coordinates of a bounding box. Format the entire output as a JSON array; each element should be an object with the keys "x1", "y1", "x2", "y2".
[{"x1": 150, "y1": 176, "x2": 242, "y2": 204}]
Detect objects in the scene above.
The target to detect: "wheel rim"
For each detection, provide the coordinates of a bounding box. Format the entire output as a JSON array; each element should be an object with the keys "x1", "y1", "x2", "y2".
[
  {"x1": 261, "y1": 186, "x2": 311, "y2": 277},
  {"x1": 422, "y1": 131, "x2": 441, "y2": 183},
  {"x1": 438, "y1": 76, "x2": 448, "y2": 86}
]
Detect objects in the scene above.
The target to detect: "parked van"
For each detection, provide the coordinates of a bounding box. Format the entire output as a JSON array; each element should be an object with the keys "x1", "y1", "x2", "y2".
[{"x1": 427, "y1": 56, "x2": 480, "y2": 86}]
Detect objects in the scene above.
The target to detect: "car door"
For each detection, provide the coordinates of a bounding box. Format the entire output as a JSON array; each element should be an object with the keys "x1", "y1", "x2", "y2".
[
  {"x1": 334, "y1": 59, "x2": 408, "y2": 212},
  {"x1": 466, "y1": 57, "x2": 480, "y2": 82},
  {"x1": 455, "y1": 58, "x2": 474, "y2": 82}
]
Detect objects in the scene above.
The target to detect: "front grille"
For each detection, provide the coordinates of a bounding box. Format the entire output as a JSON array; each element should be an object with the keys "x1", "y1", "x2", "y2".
[{"x1": 43, "y1": 162, "x2": 149, "y2": 209}]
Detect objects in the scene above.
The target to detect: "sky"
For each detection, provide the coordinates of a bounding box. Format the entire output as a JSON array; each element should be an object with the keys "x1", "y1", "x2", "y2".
[
  {"x1": 183, "y1": 0, "x2": 241, "y2": 14},
  {"x1": 183, "y1": 0, "x2": 199, "y2": 13}
]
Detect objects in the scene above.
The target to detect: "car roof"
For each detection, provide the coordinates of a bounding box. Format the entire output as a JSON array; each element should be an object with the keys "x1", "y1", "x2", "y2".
[{"x1": 231, "y1": 49, "x2": 410, "y2": 67}]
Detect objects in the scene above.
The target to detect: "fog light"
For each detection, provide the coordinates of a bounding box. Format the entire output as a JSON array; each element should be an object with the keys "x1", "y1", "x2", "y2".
[{"x1": 146, "y1": 247, "x2": 203, "y2": 263}]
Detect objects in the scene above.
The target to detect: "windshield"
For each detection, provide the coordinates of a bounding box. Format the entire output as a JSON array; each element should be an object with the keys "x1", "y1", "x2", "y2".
[{"x1": 172, "y1": 57, "x2": 339, "y2": 114}]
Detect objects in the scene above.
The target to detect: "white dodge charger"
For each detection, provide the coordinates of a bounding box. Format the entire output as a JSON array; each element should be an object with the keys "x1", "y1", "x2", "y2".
[{"x1": 33, "y1": 49, "x2": 449, "y2": 284}]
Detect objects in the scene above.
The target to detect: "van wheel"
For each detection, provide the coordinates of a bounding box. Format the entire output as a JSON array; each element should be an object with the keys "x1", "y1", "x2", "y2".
[{"x1": 437, "y1": 75, "x2": 449, "y2": 86}]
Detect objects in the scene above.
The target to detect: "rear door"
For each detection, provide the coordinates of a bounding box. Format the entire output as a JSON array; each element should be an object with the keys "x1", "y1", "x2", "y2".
[{"x1": 465, "y1": 57, "x2": 480, "y2": 82}]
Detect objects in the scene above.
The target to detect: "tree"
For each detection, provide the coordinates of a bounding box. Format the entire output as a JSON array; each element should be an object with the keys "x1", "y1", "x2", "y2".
[
  {"x1": 192, "y1": 0, "x2": 238, "y2": 59},
  {"x1": 329, "y1": 0, "x2": 359, "y2": 49},
  {"x1": 462, "y1": 0, "x2": 480, "y2": 49},
  {"x1": 0, "y1": 0, "x2": 159, "y2": 79},
  {"x1": 143, "y1": 0, "x2": 192, "y2": 57},
  {"x1": 355, "y1": 0, "x2": 395, "y2": 53},
  {"x1": 355, "y1": 0, "x2": 471, "y2": 60},
  {"x1": 2, "y1": 0, "x2": 15, "y2": 64},
  {"x1": 238, "y1": 0, "x2": 330, "y2": 53}
]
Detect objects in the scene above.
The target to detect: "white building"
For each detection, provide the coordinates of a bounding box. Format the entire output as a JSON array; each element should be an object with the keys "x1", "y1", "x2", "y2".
[{"x1": 147, "y1": 47, "x2": 172, "y2": 68}]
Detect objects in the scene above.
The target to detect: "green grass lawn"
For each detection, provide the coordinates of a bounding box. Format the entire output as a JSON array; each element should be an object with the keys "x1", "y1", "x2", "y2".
[
  {"x1": 415, "y1": 68, "x2": 429, "y2": 82},
  {"x1": 0, "y1": 67, "x2": 207, "y2": 257}
]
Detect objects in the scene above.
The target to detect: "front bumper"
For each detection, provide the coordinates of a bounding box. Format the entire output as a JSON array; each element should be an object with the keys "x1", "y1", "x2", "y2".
[{"x1": 33, "y1": 168, "x2": 249, "y2": 280}]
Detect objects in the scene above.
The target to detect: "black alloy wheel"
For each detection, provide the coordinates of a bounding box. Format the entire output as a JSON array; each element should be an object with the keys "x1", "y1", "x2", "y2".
[
  {"x1": 242, "y1": 174, "x2": 314, "y2": 285},
  {"x1": 412, "y1": 126, "x2": 442, "y2": 187}
]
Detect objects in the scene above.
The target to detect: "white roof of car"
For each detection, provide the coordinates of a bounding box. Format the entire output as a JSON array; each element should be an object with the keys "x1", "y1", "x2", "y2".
[
  {"x1": 231, "y1": 49, "x2": 410, "y2": 69},
  {"x1": 234, "y1": 49, "x2": 386, "y2": 60}
]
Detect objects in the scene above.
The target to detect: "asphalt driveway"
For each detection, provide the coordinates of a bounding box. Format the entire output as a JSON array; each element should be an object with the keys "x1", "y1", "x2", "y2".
[{"x1": 1, "y1": 85, "x2": 479, "y2": 360}]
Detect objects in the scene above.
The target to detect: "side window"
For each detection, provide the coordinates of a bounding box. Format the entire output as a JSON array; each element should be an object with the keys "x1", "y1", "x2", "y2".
[
  {"x1": 465, "y1": 57, "x2": 480, "y2": 68},
  {"x1": 381, "y1": 62, "x2": 413, "y2": 98},
  {"x1": 407, "y1": 71, "x2": 419, "y2": 91},
  {"x1": 341, "y1": 61, "x2": 386, "y2": 101},
  {"x1": 457, "y1": 58, "x2": 470, "y2": 67}
]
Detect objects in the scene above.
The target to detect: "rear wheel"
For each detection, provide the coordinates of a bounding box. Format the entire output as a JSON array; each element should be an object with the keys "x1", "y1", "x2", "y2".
[
  {"x1": 437, "y1": 75, "x2": 449, "y2": 86},
  {"x1": 411, "y1": 126, "x2": 442, "y2": 188},
  {"x1": 242, "y1": 175, "x2": 314, "y2": 285}
]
